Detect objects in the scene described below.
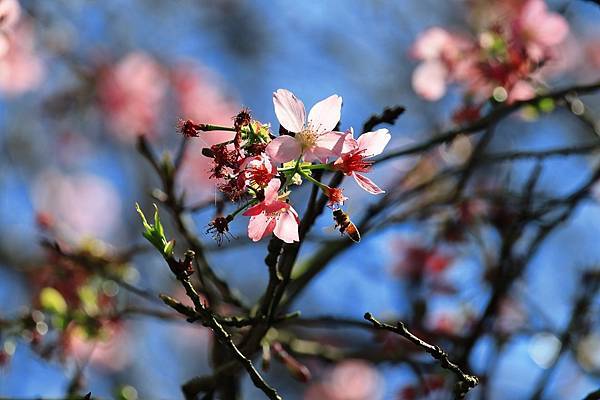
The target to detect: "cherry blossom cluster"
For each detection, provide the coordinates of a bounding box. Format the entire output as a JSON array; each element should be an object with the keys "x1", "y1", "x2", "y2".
[
  {"x1": 182, "y1": 89, "x2": 391, "y2": 244},
  {"x1": 411, "y1": 0, "x2": 569, "y2": 121}
]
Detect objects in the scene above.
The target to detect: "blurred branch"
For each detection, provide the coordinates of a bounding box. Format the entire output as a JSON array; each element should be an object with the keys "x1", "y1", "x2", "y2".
[
  {"x1": 375, "y1": 80, "x2": 600, "y2": 164},
  {"x1": 529, "y1": 270, "x2": 600, "y2": 400}
]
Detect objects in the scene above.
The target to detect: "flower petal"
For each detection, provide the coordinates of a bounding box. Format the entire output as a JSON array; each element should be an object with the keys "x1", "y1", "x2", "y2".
[
  {"x1": 508, "y1": 80, "x2": 535, "y2": 103},
  {"x1": 307, "y1": 94, "x2": 342, "y2": 134},
  {"x1": 308, "y1": 131, "x2": 347, "y2": 162},
  {"x1": 316, "y1": 131, "x2": 347, "y2": 157},
  {"x1": 247, "y1": 213, "x2": 275, "y2": 242},
  {"x1": 356, "y1": 128, "x2": 391, "y2": 157},
  {"x1": 412, "y1": 60, "x2": 448, "y2": 101},
  {"x1": 266, "y1": 135, "x2": 302, "y2": 164},
  {"x1": 273, "y1": 209, "x2": 299, "y2": 243},
  {"x1": 243, "y1": 203, "x2": 264, "y2": 216},
  {"x1": 263, "y1": 178, "x2": 282, "y2": 204},
  {"x1": 411, "y1": 27, "x2": 451, "y2": 60},
  {"x1": 273, "y1": 89, "x2": 305, "y2": 133},
  {"x1": 353, "y1": 172, "x2": 385, "y2": 194}
]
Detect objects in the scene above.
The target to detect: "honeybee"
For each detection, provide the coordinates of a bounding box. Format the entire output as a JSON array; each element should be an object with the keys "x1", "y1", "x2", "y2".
[{"x1": 332, "y1": 209, "x2": 361, "y2": 243}]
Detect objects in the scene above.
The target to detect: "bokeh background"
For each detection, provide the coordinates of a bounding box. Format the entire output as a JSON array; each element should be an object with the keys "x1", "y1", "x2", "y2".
[{"x1": 1, "y1": 0, "x2": 600, "y2": 399}]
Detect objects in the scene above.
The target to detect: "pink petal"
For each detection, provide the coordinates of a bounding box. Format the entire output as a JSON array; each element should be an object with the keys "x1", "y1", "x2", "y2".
[
  {"x1": 412, "y1": 60, "x2": 448, "y2": 101},
  {"x1": 341, "y1": 132, "x2": 359, "y2": 155},
  {"x1": 307, "y1": 94, "x2": 342, "y2": 134},
  {"x1": 264, "y1": 178, "x2": 282, "y2": 203},
  {"x1": 243, "y1": 203, "x2": 264, "y2": 216},
  {"x1": 532, "y1": 15, "x2": 569, "y2": 47},
  {"x1": 411, "y1": 27, "x2": 451, "y2": 60},
  {"x1": 313, "y1": 131, "x2": 347, "y2": 161},
  {"x1": 263, "y1": 200, "x2": 289, "y2": 214},
  {"x1": 302, "y1": 148, "x2": 320, "y2": 163},
  {"x1": 266, "y1": 135, "x2": 302, "y2": 164},
  {"x1": 356, "y1": 129, "x2": 391, "y2": 157},
  {"x1": 521, "y1": 0, "x2": 568, "y2": 47},
  {"x1": 353, "y1": 173, "x2": 385, "y2": 194},
  {"x1": 273, "y1": 209, "x2": 299, "y2": 243},
  {"x1": 273, "y1": 89, "x2": 306, "y2": 133},
  {"x1": 508, "y1": 80, "x2": 536, "y2": 103},
  {"x1": 247, "y1": 213, "x2": 275, "y2": 242}
]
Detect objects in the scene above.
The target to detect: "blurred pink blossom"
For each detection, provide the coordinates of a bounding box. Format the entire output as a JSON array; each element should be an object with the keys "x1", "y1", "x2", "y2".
[
  {"x1": 515, "y1": 0, "x2": 569, "y2": 62},
  {"x1": 304, "y1": 360, "x2": 383, "y2": 400},
  {"x1": 33, "y1": 170, "x2": 122, "y2": 240},
  {"x1": 410, "y1": 27, "x2": 475, "y2": 101},
  {"x1": 172, "y1": 62, "x2": 240, "y2": 202},
  {"x1": 0, "y1": 21, "x2": 44, "y2": 95},
  {"x1": 172, "y1": 61, "x2": 238, "y2": 145},
  {"x1": 0, "y1": 0, "x2": 21, "y2": 32},
  {"x1": 66, "y1": 323, "x2": 130, "y2": 371},
  {"x1": 97, "y1": 52, "x2": 168, "y2": 142},
  {"x1": 411, "y1": 1, "x2": 570, "y2": 107}
]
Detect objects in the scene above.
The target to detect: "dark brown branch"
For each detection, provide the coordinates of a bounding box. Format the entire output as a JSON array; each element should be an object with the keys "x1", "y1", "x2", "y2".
[
  {"x1": 362, "y1": 105, "x2": 406, "y2": 133},
  {"x1": 166, "y1": 276, "x2": 281, "y2": 400},
  {"x1": 364, "y1": 312, "x2": 479, "y2": 399}
]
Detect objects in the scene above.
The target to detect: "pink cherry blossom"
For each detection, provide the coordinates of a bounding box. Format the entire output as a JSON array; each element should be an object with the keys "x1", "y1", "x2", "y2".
[
  {"x1": 266, "y1": 89, "x2": 346, "y2": 163},
  {"x1": 410, "y1": 28, "x2": 476, "y2": 102},
  {"x1": 243, "y1": 178, "x2": 299, "y2": 243},
  {"x1": 412, "y1": 60, "x2": 448, "y2": 101},
  {"x1": 97, "y1": 52, "x2": 168, "y2": 142},
  {"x1": 507, "y1": 80, "x2": 536, "y2": 103},
  {"x1": 411, "y1": 27, "x2": 452, "y2": 60},
  {"x1": 303, "y1": 360, "x2": 383, "y2": 400},
  {"x1": 0, "y1": 0, "x2": 21, "y2": 32},
  {"x1": 516, "y1": 0, "x2": 569, "y2": 61},
  {"x1": 0, "y1": 21, "x2": 44, "y2": 96},
  {"x1": 333, "y1": 128, "x2": 391, "y2": 194}
]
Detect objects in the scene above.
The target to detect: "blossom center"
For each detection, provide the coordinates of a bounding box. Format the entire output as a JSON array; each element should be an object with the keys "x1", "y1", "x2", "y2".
[
  {"x1": 296, "y1": 129, "x2": 318, "y2": 149},
  {"x1": 336, "y1": 150, "x2": 372, "y2": 174}
]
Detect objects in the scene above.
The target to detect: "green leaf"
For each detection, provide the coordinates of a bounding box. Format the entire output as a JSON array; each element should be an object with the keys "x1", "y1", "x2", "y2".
[
  {"x1": 135, "y1": 203, "x2": 172, "y2": 257},
  {"x1": 153, "y1": 204, "x2": 164, "y2": 239},
  {"x1": 163, "y1": 240, "x2": 175, "y2": 258},
  {"x1": 40, "y1": 287, "x2": 67, "y2": 315},
  {"x1": 135, "y1": 203, "x2": 151, "y2": 232}
]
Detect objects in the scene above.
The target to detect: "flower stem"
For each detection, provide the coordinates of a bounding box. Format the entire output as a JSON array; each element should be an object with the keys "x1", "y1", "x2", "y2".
[
  {"x1": 298, "y1": 168, "x2": 328, "y2": 191},
  {"x1": 278, "y1": 163, "x2": 333, "y2": 173},
  {"x1": 198, "y1": 124, "x2": 236, "y2": 132},
  {"x1": 230, "y1": 200, "x2": 257, "y2": 218}
]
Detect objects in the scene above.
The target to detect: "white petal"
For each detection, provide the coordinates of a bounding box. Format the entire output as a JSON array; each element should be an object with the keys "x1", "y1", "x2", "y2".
[
  {"x1": 307, "y1": 94, "x2": 342, "y2": 134},
  {"x1": 273, "y1": 89, "x2": 306, "y2": 133},
  {"x1": 353, "y1": 173, "x2": 385, "y2": 194},
  {"x1": 356, "y1": 129, "x2": 391, "y2": 157},
  {"x1": 247, "y1": 213, "x2": 275, "y2": 242},
  {"x1": 266, "y1": 135, "x2": 302, "y2": 164},
  {"x1": 273, "y1": 209, "x2": 299, "y2": 243},
  {"x1": 412, "y1": 61, "x2": 448, "y2": 101}
]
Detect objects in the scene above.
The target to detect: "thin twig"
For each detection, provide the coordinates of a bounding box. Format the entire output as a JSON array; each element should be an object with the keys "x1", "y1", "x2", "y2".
[{"x1": 364, "y1": 312, "x2": 479, "y2": 399}]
